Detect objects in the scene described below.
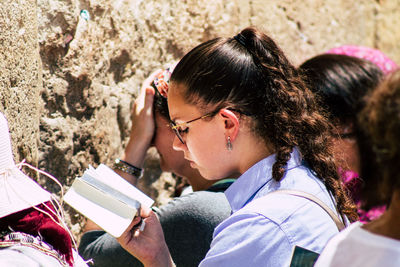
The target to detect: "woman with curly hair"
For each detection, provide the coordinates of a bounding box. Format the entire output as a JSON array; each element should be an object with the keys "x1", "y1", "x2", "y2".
[
  {"x1": 117, "y1": 27, "x2": 358, "y2": 267},
  {"x1": 315, "y1": 69, "x2": 400, "y2": 267}
]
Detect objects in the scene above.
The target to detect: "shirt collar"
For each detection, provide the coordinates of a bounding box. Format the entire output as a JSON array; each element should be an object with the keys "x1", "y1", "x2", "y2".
[{"x1": 225, "y1": 148, "x2": 302, "y2": 213}]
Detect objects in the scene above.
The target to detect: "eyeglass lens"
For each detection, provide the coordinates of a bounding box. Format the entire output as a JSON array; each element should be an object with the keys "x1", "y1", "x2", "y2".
[{"x1": 170, "y1": 122, "x2": 185, "y2": 144}]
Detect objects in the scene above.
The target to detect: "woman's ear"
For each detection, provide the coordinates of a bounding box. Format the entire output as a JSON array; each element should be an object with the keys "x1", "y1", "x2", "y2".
[{"x1": 219, "y1": 109, "x2": 240, "y2": 141}]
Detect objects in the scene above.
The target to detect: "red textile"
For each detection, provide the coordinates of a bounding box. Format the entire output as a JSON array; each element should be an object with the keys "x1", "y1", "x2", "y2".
[{"x1": 0, "y1": 201, "x2": 74, "y2": 266}]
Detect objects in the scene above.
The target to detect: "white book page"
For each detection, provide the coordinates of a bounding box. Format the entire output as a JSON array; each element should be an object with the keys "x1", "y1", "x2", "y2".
[
  {"x1": 80, "y1": 172, "x2": 141, "y2": 209},
  {"x1": 90, "y1": 164, "x2": 154, "y2": 208},
  {"x1": 64, "y1": 179, "x2": 137, "y2": 237},
  {"x1": 64, "y1": 164, "x2": 154, "y2": 237}
]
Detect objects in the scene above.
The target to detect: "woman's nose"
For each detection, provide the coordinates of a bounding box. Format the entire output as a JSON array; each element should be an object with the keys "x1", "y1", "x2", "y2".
[{"x1": 172, "y1": 135, "x2": 186, "y2": 152}]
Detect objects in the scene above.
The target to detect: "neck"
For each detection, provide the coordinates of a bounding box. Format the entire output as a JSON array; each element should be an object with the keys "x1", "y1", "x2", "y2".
[
  {"x1": 236, "y1": 133, "x2": 273, "y2": 176},
  {"x1": 363, "y1": 189, "x2": 400, "y2": 240}
]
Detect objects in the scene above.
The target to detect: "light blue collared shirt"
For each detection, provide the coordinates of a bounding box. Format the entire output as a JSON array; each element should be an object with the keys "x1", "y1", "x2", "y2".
[{"x1": 199, "y1": 149, "x2": 341, "y2": 267}]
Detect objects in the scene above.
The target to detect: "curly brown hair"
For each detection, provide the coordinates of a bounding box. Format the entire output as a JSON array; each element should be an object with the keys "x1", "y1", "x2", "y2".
[
  {"x1": 171, "y1": 27, "x2": 358, "y2": 222},
  {"x1": 359, "y1": 69, "x2": 400, "y2": 207}
]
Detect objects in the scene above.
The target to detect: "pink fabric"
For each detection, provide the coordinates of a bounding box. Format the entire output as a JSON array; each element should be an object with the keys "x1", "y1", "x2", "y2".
[
  {"x1": 0, "y1": 201, "x2": 74, "y2": 266},
  {"x1": 326, "y1": 45, "x2": 398, "y2": 75},
  {"x1": 340, "y1": 169, "x2": 386, "y2": 223}
]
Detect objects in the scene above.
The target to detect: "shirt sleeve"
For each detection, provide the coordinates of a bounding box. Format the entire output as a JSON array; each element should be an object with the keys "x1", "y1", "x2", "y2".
[
  {"x1": 199, "y1": 212, "x2": 293, "y2": 267},
  {"x1": 154, "y1": 191, "x2": 231, "y2": 267}
]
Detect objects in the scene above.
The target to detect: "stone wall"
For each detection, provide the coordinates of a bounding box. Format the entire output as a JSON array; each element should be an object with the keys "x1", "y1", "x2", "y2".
[
  {"x1": 0, "y1": 0, "x2": 42, "y2": 166},
  {"x1": 1, "y1": 0, "x2": 399, "y2": 236}
]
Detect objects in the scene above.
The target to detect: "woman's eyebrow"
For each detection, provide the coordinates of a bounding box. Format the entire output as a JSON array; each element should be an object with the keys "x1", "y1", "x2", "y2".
[
  {"x1": 170, "y1": 115, "x2": 183, "y2": 123},
  {"x1": 169, "y1": 113, "x2": 177, "y2": 122}
]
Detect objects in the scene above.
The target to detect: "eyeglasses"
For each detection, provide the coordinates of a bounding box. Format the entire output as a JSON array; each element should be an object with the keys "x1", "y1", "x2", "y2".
[{"x1": 170, "y1": 109, "x2": 219, "y2": 144}]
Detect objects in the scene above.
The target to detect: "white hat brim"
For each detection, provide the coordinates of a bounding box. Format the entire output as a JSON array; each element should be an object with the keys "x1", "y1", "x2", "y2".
[{"x1": 0, "y1": 167, "x2": 51, "y2": 218}]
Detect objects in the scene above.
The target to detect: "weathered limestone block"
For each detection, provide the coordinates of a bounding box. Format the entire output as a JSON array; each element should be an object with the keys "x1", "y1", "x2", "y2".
[
  {"x1": 37, "y1": 0, "x2": 246, "y2": 209},
  {"x1": 249, "y1": 0, "x2": 377, "y2": 65},
  {"x1": 0, "y1": 0, "x2": 42, "y2": 165},
  {"x1": 375, "y1": 0, "x2": 400, "y2": 64}
]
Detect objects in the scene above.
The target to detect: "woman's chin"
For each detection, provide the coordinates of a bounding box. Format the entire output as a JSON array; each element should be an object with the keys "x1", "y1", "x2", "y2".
[{"x1": 197, "y1": 168, "x2": 218, "y2": 181}]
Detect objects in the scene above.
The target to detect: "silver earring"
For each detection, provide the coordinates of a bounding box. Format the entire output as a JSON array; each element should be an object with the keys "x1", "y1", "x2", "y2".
[{"x1": 226, "y1": 136, "x2": 233, "y2": 151}]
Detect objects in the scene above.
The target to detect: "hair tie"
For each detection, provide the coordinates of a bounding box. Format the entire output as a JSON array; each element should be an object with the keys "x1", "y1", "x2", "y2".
[{"x1": 233, "y1": 33, "x2": 247, "y2": 48}]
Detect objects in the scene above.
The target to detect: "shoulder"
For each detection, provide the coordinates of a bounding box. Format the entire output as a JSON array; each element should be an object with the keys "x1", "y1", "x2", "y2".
[
  {"x1": 213, "y1": 211, "x2": 285, "y2": 242},
  {"x1": 214, "y1": 187, "x2": 340, "y2": 252},
  {"x1": 314, "y1": 222, "x2": 363, "y2": 266},
  {"x1": 203, "y1": 212, "x2": 292, "y2": 267},
  {"x1": 242, "y1": 189, "x2": 329, "y2": 226},
  {"x1": 154, "y1": 190, "x2": 231, "y2": 224},
  {"x1": 157, "y1": 191, "x2": 231, "y2": 266},
  {"x1": 247, "y1": 165, "x2": 339, "y2": 226}
]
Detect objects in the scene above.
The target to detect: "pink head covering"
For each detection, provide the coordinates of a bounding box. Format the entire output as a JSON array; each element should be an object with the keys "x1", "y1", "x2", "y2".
[{"x1": 326, "y1": 45, "x2": 398, "y2": 75}]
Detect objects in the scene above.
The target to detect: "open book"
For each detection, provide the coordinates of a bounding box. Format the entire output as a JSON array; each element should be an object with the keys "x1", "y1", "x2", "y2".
[{"x1": 64, "y1": 164, "x2": 154, "y2": 237}]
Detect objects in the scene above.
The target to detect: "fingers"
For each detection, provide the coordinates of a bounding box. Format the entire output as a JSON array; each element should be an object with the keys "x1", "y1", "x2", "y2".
[
  {"x1": 139, "y1": 205, "x2": 153, "y2": 218},
  {"x1": 124, "y1": 206, "x2": 152, "y2": 234},
  {"x1": 135, "y1": 68, "x2": 163, "y2": 112},
  {"x1": 144, "y1": 87, "x2": 155, "y2": 114},
  {"x1": 117, "y1": 216, "x2": 140, "y2": 246},
  {"x1": 125, "y1": 215, "x2": 142, "y2": 234},
  {"x1": 142, "y1": 69, "x2": 163, "y2": 91},
  {"x1": 117, "y1": 208, "x2": 152, "y2": 245},
  {"x1": 124, "y1": 69, "x2": 162, "y2": 168},
  {"x1": 134, "y1": 76, "x2": 157, "y2": 112},
  {"x1": 138, "y1": 69, "x2": 163, "y2": 99}
]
